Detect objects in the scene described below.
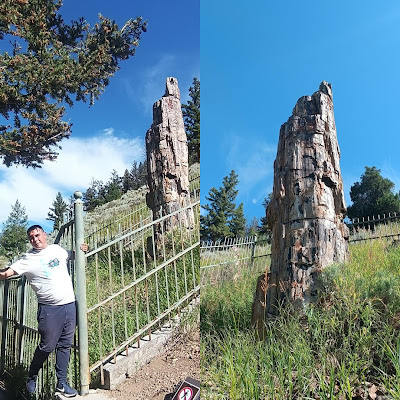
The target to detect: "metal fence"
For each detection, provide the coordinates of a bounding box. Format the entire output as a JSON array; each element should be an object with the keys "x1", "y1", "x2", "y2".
[
  {"x1": 200, "y1": 235, "x2": 271, "y2": 270},
  {"x1": 347, "y1": 213, "x2": 400, "y2": 242},
  {"x1": 0, "y1": 182, "x2": 200, "y2": 397},
  {"x1": 85, "y1": 204, "x2": 151, "y2": 249},
  {"x1": 85, "y1": 197, "x2": 200, "y2": 386},
  {"x1": 200, "y1": 213, "x2": 400, "y2": 273}
]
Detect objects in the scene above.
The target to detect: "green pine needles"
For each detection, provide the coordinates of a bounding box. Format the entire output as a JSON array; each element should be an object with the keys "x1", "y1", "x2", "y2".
[{"x1": 0, "y1": 0, "x2": 147, "y2": 167}]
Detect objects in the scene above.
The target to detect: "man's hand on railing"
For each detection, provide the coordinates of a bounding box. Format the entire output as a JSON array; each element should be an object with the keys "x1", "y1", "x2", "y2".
[
  {"x1": 0, "y1": 267, "x2": 18, "y2": 280},
  {"x1": 68, "y1": 244, "x2": 89, "y2": 260},
  {"x1": 80, "y1": 243, "x2": 89, "y2": 253}
]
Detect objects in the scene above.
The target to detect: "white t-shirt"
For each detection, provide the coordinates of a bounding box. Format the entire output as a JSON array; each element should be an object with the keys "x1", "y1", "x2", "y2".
[{"x1": 10, "y1": 244, "x2": 75, "y2": 305}]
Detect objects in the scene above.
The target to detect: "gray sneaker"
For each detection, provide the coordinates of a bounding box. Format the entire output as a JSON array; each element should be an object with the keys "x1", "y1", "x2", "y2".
[
  {"x1": 26, "y1": 375, "x2": 38, "y2": 394},
  {"x1": 55, "y1": 381, "x2": 78, "y2": 397}
]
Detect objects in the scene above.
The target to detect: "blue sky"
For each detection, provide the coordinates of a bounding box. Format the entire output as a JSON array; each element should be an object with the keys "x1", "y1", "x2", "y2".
[
  {"x1": 0, "y1": 0, "x2": 199, "y2": 232},
  {"x1": 201, "y1": 1, "x2": 400, "y2": 224}
]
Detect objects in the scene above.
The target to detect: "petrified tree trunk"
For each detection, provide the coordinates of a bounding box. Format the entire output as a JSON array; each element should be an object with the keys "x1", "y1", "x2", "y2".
[
  {"x1": 252, "y1": 82, "x2": 349, "y2": 332},
  {"x1": 145, "y1": 77, "x2": 194, "y2": 253}
]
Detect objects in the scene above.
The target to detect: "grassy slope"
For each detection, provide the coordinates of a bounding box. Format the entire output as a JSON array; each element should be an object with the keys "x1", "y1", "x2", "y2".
[
  {"x1": 84, "y1": 162, "x2": 200, "y2": 235},
  {"x1": 201, "y1": 239, "x2": 400, "y2": 399}
]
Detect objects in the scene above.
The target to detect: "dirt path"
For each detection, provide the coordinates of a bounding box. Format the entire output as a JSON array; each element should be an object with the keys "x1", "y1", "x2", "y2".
[{"x1": 96, "y1": 327, "x2": 200, "y2": 400}]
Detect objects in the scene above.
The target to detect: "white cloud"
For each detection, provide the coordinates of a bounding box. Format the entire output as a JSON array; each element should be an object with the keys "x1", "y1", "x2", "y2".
[
  {"x1": 40, "y1": 130, "x2": 144, "y2": 189},
  {"x1": 0, "y1": 129, "x2": 145, "y2": 229},
  {"x1": 0, "y1": 167, "x2": 57, "y2": 227},
  {"x1": 102, "y1": 127, "x2": 115, "y2": 137}
]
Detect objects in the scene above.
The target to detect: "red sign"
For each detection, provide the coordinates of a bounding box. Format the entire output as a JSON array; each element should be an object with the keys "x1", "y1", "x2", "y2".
[
  {"x1": 178, "y1": 386, "x2": 193, "y2": 400},
  {"x1": 172, "y1": 377, "x2": 200, "y2": 400}
]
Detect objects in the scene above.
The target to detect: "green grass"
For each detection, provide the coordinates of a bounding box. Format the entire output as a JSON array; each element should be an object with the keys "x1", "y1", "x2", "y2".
[{"x1": 201, "y1": 239, "x2": 400, "y2": 399}]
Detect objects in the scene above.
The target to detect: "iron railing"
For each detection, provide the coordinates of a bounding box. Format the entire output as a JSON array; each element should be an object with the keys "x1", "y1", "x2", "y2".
[
  {"x1": 200, "y1": 235, "x2": 270, "y2": 270},
  {"x1": 200, "y1": 213, "x2": 400, "y2": 275},
  {"x1": 85, "y1": 198, "x2": 200, "y2": 385},
  {"x1": 85, "y1": 204, "x2": 151, "y2": 250},
  {"x1": 347, "y1": 213, "x2": 400, "y2": 242}
]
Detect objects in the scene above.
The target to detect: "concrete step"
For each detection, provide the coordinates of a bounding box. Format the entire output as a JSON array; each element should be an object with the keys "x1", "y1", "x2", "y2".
[
  {"x1": 55, "y1": 389, "x2": 115, "y2": 400},
  {"x1": 0, "y1": 380, "x2": 115, "y2": 399}
]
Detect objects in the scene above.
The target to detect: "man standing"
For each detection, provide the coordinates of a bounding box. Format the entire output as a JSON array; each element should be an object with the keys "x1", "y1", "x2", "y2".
[{"x1": 0, "y1": 224, "x2": 87, "y2": 397}]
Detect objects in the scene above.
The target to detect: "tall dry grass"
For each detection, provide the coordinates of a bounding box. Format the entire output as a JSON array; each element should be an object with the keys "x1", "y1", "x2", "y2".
[{"x1": 201, "y1": 239, "x2": 400, "y2": 399}]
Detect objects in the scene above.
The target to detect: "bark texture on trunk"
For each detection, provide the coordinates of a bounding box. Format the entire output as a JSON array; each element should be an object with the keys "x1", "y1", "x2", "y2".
[
  {"x1": 145, "y1": 77, "x2": 194, "y2": 252},
  {"x1": 252, "y1": 81, "x2": 349, "y2": 332}
]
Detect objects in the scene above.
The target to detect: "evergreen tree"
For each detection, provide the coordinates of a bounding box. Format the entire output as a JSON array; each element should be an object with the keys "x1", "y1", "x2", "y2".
[
  {"x1": 182, "y1": 77, "x2": 200, "y2": 164},
  {"x1": 83, "y1": 179, "x2": 105, "y2": 211},
  {"x1": 230, "y1": 203, "x2": 246, "y2": 237},
  {"x1": 0, "y1": 200, "x2": 28, "y2": 260},
  {"x1": 82, "y1": 160, "x2": 146, "y2": 212},
  {"x1": 347, "y1": 166, "x2": 400, "y2": 219},
  {"x1": 67, "y1": 195, "x2": 75, "y2": 218},
  {"x1": 128, "y1": 160, "x2": 147, "y2": 190},
  {"x1": 46, "y1": 192, "x2": 67, "y2": 231},
  {"x1": 122, "y1": 168, "x2": 133, "y2": 193},
  {"x1": 0, "y1": 0, "x2": 147, "y2": 167},
  {"x1": 104, "y1": 169, "x2": 122, "y2": 202},
  {"x1": 83, "y1": 183, "x2": 97, "y2": 212},
  {"x1": 201, "y1": 185, "x2": 231, "y2": 241},
  {"x1": 130, "y1": 161, "x2": 139, "y2": 189},
  {"x1": 201, "y1": 170, "x2": 243, "y2": 241}
]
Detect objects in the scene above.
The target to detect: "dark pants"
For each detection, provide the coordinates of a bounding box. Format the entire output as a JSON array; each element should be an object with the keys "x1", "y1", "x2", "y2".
[{"x1": 29, "y1": 302, "x2": 76, "y2": 383}]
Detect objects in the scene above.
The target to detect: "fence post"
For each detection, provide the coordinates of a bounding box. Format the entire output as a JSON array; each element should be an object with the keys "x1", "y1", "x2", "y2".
[
  {"x1": 0, "y1": 280, "x2": 9, "y2": 373},
  {"x1": 16, "y1": 277, "x2": 26, "y2": 364},
  {"x1": 251, "y1": 235, "x2": 258, "y2": 268},
  {"x1": 74, "y1": 191, "x2": 90, "y2": 395}
]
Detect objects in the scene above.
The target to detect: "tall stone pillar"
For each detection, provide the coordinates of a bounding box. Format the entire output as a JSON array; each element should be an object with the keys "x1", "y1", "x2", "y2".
[
  {"x1": 252, "y1": 82, "x2": 349, "y2": 329},
  {"x1": 145, "y1": 77, "x2": 194, "y2": 251}
]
